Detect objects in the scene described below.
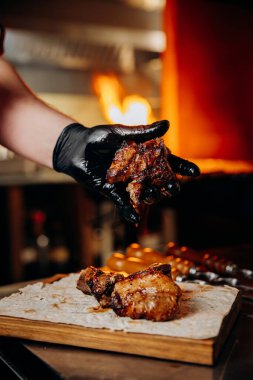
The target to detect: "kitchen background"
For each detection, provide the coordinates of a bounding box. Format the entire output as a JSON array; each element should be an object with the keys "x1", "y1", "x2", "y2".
[{"x1": 0, "y1": 0, "x2": 253, "y2": 285}]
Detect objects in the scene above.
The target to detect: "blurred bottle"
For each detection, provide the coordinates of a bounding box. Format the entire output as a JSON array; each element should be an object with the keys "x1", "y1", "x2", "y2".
[
  {"x1": 21, "y1": 210, "x2": 50, "y2": 280},
  {"x1": 137, "y1": 207, "x2": 163, "y2": 250},
  {"x1": 49, "y1": 220, "x2": 71, "y2": 274}
]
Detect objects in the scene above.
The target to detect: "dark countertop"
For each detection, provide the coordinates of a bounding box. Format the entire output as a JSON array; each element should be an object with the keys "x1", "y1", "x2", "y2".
[{"x1": 0, "y1": 245, "x2": 253, "y2": 380}]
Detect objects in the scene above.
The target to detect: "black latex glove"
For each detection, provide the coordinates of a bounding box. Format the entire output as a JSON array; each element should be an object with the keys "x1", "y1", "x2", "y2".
[
  {"x1": 141, "y1": 153, "x2": 200, "y2": 205},
  {"x1": 53, "y1": 121, "x2": 200, "y2": 224}
]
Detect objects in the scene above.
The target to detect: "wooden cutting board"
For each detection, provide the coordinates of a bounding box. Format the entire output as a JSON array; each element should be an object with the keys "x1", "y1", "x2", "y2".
[{"x1": 0, "y1": 275, "x2": 241, "y2": 366}]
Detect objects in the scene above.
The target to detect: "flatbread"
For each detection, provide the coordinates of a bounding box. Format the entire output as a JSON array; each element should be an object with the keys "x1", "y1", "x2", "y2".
[{"x1": 0, "y1": 273, "x2": 238, "y2": 340}]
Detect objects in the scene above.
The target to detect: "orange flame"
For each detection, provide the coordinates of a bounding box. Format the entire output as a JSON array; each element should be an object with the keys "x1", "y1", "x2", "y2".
[{"x1": 92, "y1": 73, "x2": 155, "y2": 125}]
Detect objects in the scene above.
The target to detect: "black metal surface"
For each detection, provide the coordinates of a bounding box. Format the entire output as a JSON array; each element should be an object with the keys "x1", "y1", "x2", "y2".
[
  {"x1": 0, "y1": 338, "x2": 62, "y2": 380},
  {"x1": 213, "y1": 301, "x2": 253, "y2": 380}
]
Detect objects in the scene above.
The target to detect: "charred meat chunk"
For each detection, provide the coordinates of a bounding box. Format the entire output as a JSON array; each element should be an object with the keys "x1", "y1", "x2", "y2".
[
  {"x1": 77, "y1": 266, "x2": 97, "y2": 295},
  {"x1": 77, "y1": 266, "x2": 124, "y2": 308},
  {"x1": 77, "y1": 264, "x2": 181, "y2": 321},
  {"x1": 106, "y1": 138, "x2": 175, "y2": 214},
  {"x1": 110, "y1": 264, "x2": 181, "y2": 322}
]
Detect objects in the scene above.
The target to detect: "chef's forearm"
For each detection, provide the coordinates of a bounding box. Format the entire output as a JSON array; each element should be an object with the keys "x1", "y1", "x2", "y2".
[{"x1": 0, "y1": 58, "x2": 75, "y2": 168}]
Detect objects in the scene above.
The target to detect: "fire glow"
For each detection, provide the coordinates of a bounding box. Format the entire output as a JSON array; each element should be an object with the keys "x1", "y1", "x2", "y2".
[
  {"x1": 91, "y1": 74, "x2": 253, "y2": 175},
  {"x1": 92, "y1": 73, "x2": 155, "y2": 125}
]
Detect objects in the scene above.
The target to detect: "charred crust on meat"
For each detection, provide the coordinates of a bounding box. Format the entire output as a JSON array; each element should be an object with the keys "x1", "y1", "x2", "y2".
[
  {"x1": 127, "y1": 263, "x2": 171, "y2": 280},
  {"x1": 77, "y1": 263, "x2": 181, "y2": 322},
  {"x1": 106, "y1": 138, "x2": 176, "y2": 215},
  {"x1": 76, "y1": 267, "x2": 124, "y2": 308}
]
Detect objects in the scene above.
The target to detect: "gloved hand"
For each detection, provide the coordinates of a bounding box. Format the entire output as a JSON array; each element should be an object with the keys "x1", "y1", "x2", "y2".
[
  {"x1": 141, "y1": 151, "x2": 201, "y2": 205},
  {"x1": 53, "y1": 120, "x2": 200, "y2": 224}
]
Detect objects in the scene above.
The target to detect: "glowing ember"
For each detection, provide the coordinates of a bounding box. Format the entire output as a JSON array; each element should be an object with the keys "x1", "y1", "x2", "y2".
[{"x1": 92, "y1": 73, "x2": 155, "y2": 125}]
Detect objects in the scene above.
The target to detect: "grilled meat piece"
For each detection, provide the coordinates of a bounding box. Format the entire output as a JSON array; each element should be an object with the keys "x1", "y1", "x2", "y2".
[
  {"x1": 77, "y1": 266, "x2": 97, "y2": 295},
  {"x1": 111, "y1": 264, "x2": 181, "y2": 321},
  {"x1": 77, "y1": 264, "x2": 181, "y2": 321},
  {"x1": 106, "y1": 138, "x2": 175, "y2": 214},
  {"x1": 77, "y1": 266, "x2": 124, "y2": 308},
  {"x1": 106, "y1": 141, "x2": 137, "y2": 183}
]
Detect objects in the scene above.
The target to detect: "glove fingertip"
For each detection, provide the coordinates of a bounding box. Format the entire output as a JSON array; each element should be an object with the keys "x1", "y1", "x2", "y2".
[
  {"x1": 154, "y1": 119, "x2": 170, "y2": 130},
  {"x1": 118, "y1": 204, "x2": 139, "y2": 225},
  {"x1": 190, "y1": 163, "x2": 201, "y2": 177},
  {"x1": 123, "y1": 208, "x2": 140, "y2": 225},
  {"x1": 131, "y1": 119, "x2": 170, "y2": 143},
  {"x1": 148, "y1": 119, "x2": 170, "y2": 138},
  {"x1": 168, "y1": 154, "x2": 201, "y2": 177},
  {"x1": 182, "y1": 162, "x2": 201, "y2": 177}
]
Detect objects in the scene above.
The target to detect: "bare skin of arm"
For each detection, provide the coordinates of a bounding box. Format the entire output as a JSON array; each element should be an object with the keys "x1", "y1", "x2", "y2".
[{"x1": 0, "y1": 57, "x2": 75, "y2": 168}]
